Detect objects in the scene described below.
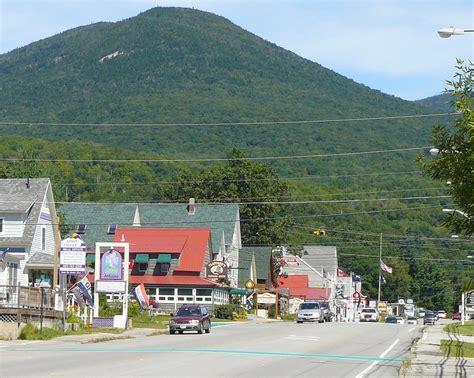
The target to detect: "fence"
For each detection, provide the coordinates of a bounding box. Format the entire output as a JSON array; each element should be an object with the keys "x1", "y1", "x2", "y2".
[{"x1": 0, "y1": 285, "x2": 55, "y2": 310}]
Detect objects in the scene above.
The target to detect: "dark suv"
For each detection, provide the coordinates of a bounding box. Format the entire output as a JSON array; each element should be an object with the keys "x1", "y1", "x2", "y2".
[{"x1": 169, "y1": 304, "x2": 211, "y2": 334}]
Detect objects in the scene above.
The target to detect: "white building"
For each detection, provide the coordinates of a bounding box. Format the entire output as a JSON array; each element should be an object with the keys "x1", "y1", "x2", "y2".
[{"x1": 0, "y1": 178, "x2": 59, "y2": 288}]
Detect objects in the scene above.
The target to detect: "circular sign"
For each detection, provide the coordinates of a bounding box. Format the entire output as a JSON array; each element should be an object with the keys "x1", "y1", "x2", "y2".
[{"x1": 245, "y1": 279, "x2": 255, "y2": 290}]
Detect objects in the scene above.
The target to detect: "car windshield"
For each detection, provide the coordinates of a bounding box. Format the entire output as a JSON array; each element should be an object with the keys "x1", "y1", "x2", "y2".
[
  {"x1": 176, "y1": 307, "x2": 201, "y2": 316},
  {"x1": 301, "y1": 302, "x2": 320, "y2": 310}
]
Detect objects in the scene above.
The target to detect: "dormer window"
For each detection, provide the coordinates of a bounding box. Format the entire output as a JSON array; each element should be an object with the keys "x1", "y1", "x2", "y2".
[
  {"x1": 76, "y1": 224, "x2": 87, "y2": 234},
  {"x1": 107, "y1": 224, "x2": 117, "y2": 235}
]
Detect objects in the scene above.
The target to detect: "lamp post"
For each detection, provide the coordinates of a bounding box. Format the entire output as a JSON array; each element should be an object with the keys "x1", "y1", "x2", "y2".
[{"x1": 438, "y1": 27, "x2": 474, "y2": 38}]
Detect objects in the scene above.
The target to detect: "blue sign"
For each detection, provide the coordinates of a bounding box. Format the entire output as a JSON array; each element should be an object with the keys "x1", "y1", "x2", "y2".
[{"x1": 100, "y1": 249, "x2": 123, "y2": 280}]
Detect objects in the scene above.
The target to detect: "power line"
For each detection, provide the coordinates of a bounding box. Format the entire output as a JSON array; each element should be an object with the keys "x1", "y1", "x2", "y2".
[
  {"x1": 0, "y1": 146, "x2": 431, "y2": 163},
  {"x1": 54, "y1": 170, "x2": 424, "y2": 186},
  {"x1": 338, "y1": 253, "x2": 473, "y2": 264},
  {"x1": 0, "y1": 112, "x2": 456, "y2": 128}
]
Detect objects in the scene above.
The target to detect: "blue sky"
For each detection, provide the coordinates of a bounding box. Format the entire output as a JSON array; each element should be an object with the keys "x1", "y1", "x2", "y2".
[{"x1": 1, "y1": 0, "x2": 472, "y2": 100}]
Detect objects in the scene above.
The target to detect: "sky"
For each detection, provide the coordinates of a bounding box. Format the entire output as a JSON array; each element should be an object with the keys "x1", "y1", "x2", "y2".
[{"x1": 1, "y1": 0, "x2": 472, "y2": 100}]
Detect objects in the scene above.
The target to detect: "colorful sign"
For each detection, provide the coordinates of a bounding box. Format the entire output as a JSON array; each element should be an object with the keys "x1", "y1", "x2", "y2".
[
  {"x1": 335, "y1": 283, "x2": 344, "y2": 299},
  {"x1": 60, "y1": 236, "x2": 87, "y2": 275},
  {"x1": 100, "y1": 249, "x2": 123, "y2": 280},
  {"x1": 206, "y1": 261, "x2": 228, "y2": 279},
  {"x1": 245, "y1": 279, "x2": 255, "y2": 290},
  {"x1": 282, "y1": 257, "x2": 299, "y2": 266}
]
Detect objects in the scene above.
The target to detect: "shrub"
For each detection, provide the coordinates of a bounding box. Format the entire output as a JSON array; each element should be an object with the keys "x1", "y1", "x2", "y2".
[
  {"x1": 19, "y1": 323, "x2": 37, "y2": 339},
  {"x1": 281, "y1": 313, "x2": 296, "y2": 321},
  {"x1": 214, "y1": 304, "x2": 247, "y2": 320}
]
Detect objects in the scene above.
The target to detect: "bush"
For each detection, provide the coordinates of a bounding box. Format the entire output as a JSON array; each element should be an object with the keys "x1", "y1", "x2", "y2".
[
  {"x1": 67, "y1": 313, "x2": 81, "y2": 324},
  {"x1": 281, "y1": 314, "x2": 296, "y2": 321},
  {"x1": 128, "y1": 302, "x2": 141, "y2": 318},
  {"x1": 214, "y1": 304, "x2": 246, "y2": 320},
  {"x1": 19, "y1": 323, "x2": 37, "y2": 339}
]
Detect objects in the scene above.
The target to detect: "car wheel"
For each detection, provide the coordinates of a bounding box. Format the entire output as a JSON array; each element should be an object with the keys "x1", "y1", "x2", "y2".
[
  {"x1": 296, "y1": 321, "x2": 303, "y2": 324},
  {"x1": 178, "y1": 330, "x2": 184, "y2": 334},
  {"x1": 197, "y1": 323, "x2": 203, "y2": 334},
  {"x1": 170, "y1": 330, "x2": 175, "y2": 335}
]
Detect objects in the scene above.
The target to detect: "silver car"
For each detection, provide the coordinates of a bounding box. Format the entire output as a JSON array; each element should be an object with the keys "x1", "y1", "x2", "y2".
[{"x1": 296, "y1": 301, "x2": 323, "y2": 323}]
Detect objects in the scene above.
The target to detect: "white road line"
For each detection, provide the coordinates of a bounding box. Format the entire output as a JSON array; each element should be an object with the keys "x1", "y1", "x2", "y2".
[
  {"x1": 355, "y1": 338, "x2": 399, "y2": 378},
  {"x1": 408, "y1": 327, "x2": 417, "y2": 333},
  {"x1": 286, "y1": 335, "x2": 320, "y2": 341}
]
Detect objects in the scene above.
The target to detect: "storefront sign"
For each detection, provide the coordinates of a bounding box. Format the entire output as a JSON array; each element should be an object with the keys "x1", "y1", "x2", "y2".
[
  {"x1": 206, "y1": 261, "x2": 228, "y2": 279},
  {"x1": 335, "y1": 283, "x2": 344, "y2": 299},
  {"x1": 281, "y1": 257, "x2": 299, "y2": 266},
  {"x1": 100, "y1": 249, "x2": 123, "y2": 280},
  {"x1": 95, "y1": 280, "x2": 127, "y2": 293},
  {"x1": 60, "y1": 236, "x2": 87, "y2": 275}
]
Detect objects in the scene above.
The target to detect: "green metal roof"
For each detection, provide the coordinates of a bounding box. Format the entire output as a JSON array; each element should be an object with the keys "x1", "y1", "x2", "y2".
[
  {"x1": 230, "y1": 288, "x2": 250, "y2": 295},
  {"x1": 238, "y1": 246, "x2": 272, "y2": 287},
  {"x1": 157, "y1": 253, "x2": 171, "y2": 263},
  {"x1": 58, "y1": 203, "x2": 239, "y2": 253},
  {"x1": 135, "y1": 254, "x2": 149, "y2": 263}
]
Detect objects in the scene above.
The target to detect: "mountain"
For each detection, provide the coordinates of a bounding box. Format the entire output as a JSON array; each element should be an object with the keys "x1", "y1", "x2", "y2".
[
  {"x1": 415, "y1": 93, "x2": 453, "y2": 112},
  {"x1": 0, "y1": 6, "x2": 447, "y2": 167}
]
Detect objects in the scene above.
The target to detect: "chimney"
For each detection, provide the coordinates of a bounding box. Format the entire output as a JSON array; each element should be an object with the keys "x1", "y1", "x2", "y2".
[{"x1": 186, "y1": 198, "x2": 196, "y2": 215}]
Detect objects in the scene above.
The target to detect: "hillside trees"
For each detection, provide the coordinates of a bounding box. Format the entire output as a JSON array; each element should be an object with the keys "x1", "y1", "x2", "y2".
[
  {"x1": 163, "y1": 148, "x2": 292, "y2": 245},
  {"x1": 419, "y1": 60, "x2": 473, "y2": 236}
]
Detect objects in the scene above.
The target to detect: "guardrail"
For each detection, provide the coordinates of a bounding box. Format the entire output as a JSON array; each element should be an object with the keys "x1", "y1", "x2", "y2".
[{"x1": 0, "y1": 285, "x2": 55, "y2": 311}]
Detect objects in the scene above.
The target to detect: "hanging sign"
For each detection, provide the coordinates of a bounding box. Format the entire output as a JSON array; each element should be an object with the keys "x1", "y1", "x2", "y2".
[
  {"x1": 206, "y1": 261, "x2": 228, "y2": 279},
  {"x1": 60, "y1": 236, "x2": 87, "y2": 275},
  {"x1": 100, "y1": 248, "x2": 123, "y2": 280}
]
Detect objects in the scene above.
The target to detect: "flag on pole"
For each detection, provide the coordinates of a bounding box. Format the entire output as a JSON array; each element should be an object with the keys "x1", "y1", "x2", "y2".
[
  {"x1": 337, "y1": 267, "x2": 348, "y2": 277},
  {"x1": 77, "y1": 275, "x2": 94, "y2": 307},
  {"x1": 133, "y1": 283, "x2": 150, "y2": 310},
  {"x1": 380, "y1": 260, "x2": 393, "y2": 274}
]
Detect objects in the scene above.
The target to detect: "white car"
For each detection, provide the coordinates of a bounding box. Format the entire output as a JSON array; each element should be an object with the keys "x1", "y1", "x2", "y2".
[
  {"x1": 359, "y1": 308, "x2": 379, "y2": 322},
  {"x1": 396, "y1": 317, "x2": 405, "y2": 324},
  {"x1": 406, "y1": 316, "x2": 418, "y2": 325},
  {"x1": 437, "y1": 310, "x2": 446, "y2": 319}
]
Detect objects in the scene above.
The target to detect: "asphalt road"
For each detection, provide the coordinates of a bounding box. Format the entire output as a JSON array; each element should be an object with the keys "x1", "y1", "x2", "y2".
[{"x1": 1, "y1": 321, "x2": 422, "y2": 377}]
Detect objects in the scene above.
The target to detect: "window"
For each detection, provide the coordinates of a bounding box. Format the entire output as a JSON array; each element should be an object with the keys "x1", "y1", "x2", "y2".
[
  {"x1": 160, "y1": 263, "x2": 170, "y2": 274},
  {"x1": 159, "y1": 288, "x2": 174, "y2": 296},
  {"x1": 0, "y1": 218, "x2": 3, "y2": 233},
  {"x1": 76, "y1": 224, "x2": 87, "y2": 234},
  {"x1": 107, "y1": 224, "x2": 117, "y2": 235},
  {"x1": 41, "y1": 226, "x2": 46, "y2": 250},
  {"x1": 178, "y1": 288, "x2": 192, "y2": 296},
  {"x1": 196, "y1": 289, "x2": 212, "y2": 296},
  {"x1": 138, "y1": 263, "x2": 147, "y2": 273}
]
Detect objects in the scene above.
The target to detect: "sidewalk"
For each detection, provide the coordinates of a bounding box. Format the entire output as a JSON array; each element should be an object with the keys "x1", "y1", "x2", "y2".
[
  {"x1": 53, "y1": 327, "x2": 165, "y2": 344},
  {"x1": 403, "y1": 324, "x2": 474, "y2": 377}
]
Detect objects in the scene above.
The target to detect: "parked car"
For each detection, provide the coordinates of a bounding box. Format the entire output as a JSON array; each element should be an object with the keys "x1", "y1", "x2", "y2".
[
  {"x1": 359, "y1": 308, "x2": 379, "y2": 322},
  {"x1": 396, "y1": 317, "x2": 405, "y2": 324},
  {"x1": 385, "y1": 315, "x2": 398, "y2": 324},
  {"x1": 169, "y1": 304, "x2": 211, "y2": 334},
  {"x1": 406, "y1": 316, "x2": 418, "y2": 325},
  {"x1": 423, "y1": 313, "x2": 436, "y2": 325},
  {"x1": 452, "y1": 312, "x2": 462, "y2": 321},
  {"x1": 437, "y1": 310, "x2": 447, "y2": 319},
  {"x1": 297, "y1": 301, "x2": 324, "y2": 323}
]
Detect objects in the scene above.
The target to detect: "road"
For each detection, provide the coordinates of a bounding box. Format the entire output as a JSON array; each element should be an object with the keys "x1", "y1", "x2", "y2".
[{"x1": 1, "y1": 321, "x2": 422, "y2": 377}]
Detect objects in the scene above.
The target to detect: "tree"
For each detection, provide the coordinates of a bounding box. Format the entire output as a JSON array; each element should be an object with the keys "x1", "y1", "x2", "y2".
[
  {"x1": 418, "y1": 60, "x2": 473, "y2": 236},
  {"x1": 164, "y1": 148, "x2": 293, "y2": 244}
]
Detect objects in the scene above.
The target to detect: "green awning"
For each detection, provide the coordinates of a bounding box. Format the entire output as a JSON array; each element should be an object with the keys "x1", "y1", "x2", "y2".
[
  {"x1": 157, "y1": 254, "x2": 171, "y2": 263},
  {"x1": 230, "y1": 288, "x2": 250, "y2": 295},
  {"x1": 135, "y1": 254, "x2": 149, "y2": 263},
  {"x1": 86, "y1": 254, "x2": 95, "y2": 263}
]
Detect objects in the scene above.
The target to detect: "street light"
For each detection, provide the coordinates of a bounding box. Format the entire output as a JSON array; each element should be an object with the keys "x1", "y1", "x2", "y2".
[
  {"x1": 438, "y1": 27, "x2": 474, "y2": 38},
  {"x1": 443, "y1": 208, "x2": 471, "y2": 219}
]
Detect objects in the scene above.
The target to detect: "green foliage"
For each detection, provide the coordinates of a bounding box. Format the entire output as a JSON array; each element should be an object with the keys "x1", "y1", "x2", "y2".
[
  {"x1": 66, "y1": 313, "x2": 81, "y2": 324},
  {"x1": 214, "y1": 304, "x2": 243, "y2": 319},
  {"x1": 128, "y1": 302, "x2": 141, "y2": 318},
  {"x1": 418, "y1": 60, "x2": 473, "y2": 236},
  {"x1": 281, "y1": 313, "x2": 297, "y2": 321},
  {"x1": 232, "y1": 310, "x2": 248, "y2": 320},
  {"x1": 440, "y1": 340, "x2": 474, "y2": 358}
]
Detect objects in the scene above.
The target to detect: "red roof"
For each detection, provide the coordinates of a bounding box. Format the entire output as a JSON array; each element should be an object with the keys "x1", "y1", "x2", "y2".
[
  {"x1": 113, "y1": 228, "x2": 211, "y2": 272},
  {"x1": 278, "y1": 274, "x2": 308, "y2": 289},
  {"x1": 289, "y1": 287, "x2": 331, "y2": 301},
  {"x1": 87, "y1": 274, "x2": 219, "y2": 287}
]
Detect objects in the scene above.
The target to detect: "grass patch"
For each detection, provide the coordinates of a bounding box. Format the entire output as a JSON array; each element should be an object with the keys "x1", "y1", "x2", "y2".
[
  {"x1": 440, "y1": 339, "x2": 474, "y2": 358},
  {"x1": 443, "y1": 321, "x2": 474, "y2": 336},
  {"x1": 131, "y1": 314, "x2": 170, "y2": 329},
  {"x1": 19, "y1": 323, "x2": 124, "y2": 340}
]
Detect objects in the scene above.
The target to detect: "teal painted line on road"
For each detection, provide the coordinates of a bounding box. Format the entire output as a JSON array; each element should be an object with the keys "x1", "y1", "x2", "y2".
[{"x1": 2, "y1": 347, "x2": 402, "y2": 363}]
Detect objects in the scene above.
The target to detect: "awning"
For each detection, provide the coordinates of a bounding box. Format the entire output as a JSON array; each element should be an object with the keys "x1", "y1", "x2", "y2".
[
  {"x1": 157, "y1": 253, "x2": 171, "y2": 264},
  {"x1": 230, "y1": 288, "x2": 250, "y2": 295},
  {"x1": 135, "y1": 254, "x2": 149, "y2": 263},
  {"x1": 86, "y1": 254, "x2": 95, "y2": 263}
]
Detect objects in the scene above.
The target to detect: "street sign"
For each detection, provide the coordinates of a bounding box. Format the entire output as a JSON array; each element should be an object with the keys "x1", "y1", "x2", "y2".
[
  {"x1": 60, "y1": 236, "x2": 87, "y2": 275},
  {"x1": 245, "y1": 279, "x2": 255, "y2": 290}
]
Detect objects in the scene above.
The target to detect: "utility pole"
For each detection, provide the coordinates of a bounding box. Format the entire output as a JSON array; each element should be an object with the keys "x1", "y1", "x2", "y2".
[{"x1": 377, "y1": 233, "x2": 382, "y2": 305}]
